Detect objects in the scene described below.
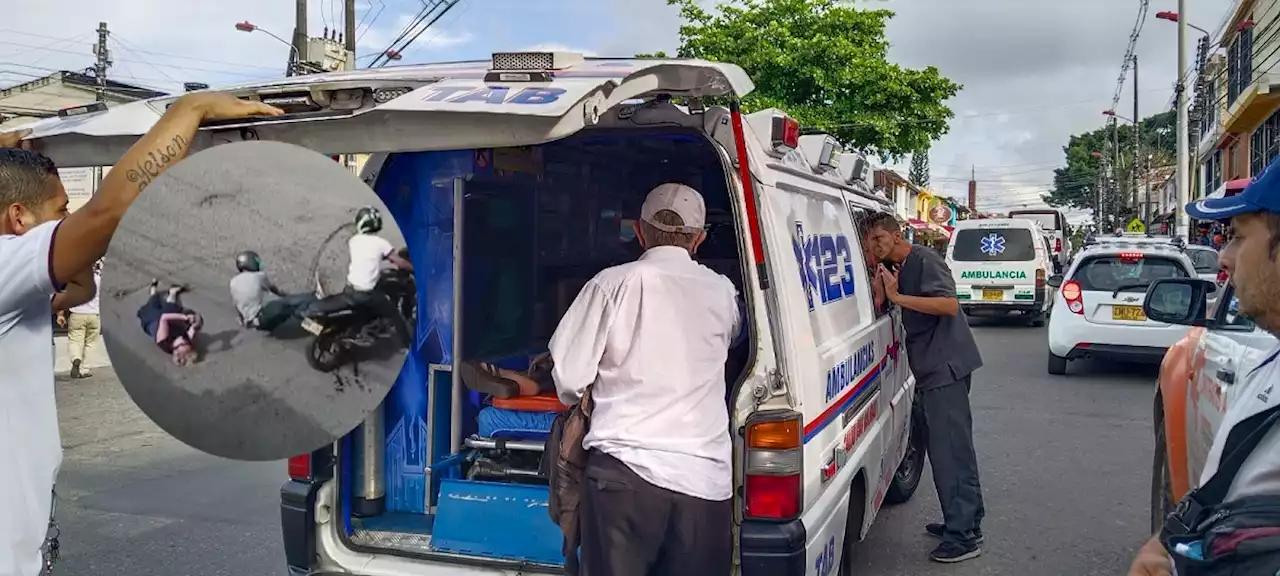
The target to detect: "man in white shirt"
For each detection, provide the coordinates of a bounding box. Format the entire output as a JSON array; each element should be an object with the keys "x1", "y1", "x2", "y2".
[
  {"x1": 0, "y1": 94, "x2": 281, "y2": 576},
  {"x1": 66, "y1": 259, "x2": 103, "y2": 378},
  {"x1": 345, "y1": 206, "x2": 413, "y2": 346},
  {"x1": 549, "y1": 182, "x2": 741, "y2": 576},
  {"x1": 1127, "y1": 156, "x2": 1280, "y2": 575}
]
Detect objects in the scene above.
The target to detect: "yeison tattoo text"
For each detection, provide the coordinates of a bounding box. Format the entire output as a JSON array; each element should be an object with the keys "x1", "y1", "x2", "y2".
[{"x1": 125, "y1": 134, "x2": 189, "y2": 191}]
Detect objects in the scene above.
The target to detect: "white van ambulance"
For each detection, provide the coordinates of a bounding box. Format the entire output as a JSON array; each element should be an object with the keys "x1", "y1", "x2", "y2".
[
  {"x1": 22, "y1": 52, "x2": 925, "y2": 576},
  {"x1": 947, "y1": 218, "x2": 1052, "y2": 326}
]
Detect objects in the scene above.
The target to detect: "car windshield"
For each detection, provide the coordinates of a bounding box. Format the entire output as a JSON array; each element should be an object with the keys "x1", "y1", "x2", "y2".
[
  {"x1": 951, "y1": 228, "x2": 1037, "y2": 262},
  {"x1": 1072, "y1": 255, "x2": 1190, "y2": 293},
  {"x1": 1186, "y1": 248, "x2": 1220, "y2": 273}
]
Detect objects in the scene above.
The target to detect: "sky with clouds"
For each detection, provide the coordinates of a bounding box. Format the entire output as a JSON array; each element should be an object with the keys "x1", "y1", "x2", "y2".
[{"x1": 0, "y1": 0, "x2": 1239, "y2": 220}]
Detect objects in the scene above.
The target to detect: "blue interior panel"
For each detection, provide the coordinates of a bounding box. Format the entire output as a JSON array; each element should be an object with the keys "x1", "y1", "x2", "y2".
[
  {"x1": 477, "y1": 407, "x2": 557, "y2": 439},
  {"x1": 431, "y1": 479, "x2": 565, "y2": 565}
]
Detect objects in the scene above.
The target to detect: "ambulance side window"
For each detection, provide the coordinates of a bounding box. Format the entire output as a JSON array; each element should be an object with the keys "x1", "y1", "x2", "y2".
[{"x1": 848, "y1": 203, "x2": 890, "y2": 319}]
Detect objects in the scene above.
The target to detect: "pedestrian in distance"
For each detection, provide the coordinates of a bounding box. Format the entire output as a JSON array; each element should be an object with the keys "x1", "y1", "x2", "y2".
[
  {"x1": 549, "y1": 183, "x2": 741, "y2": 576},
  {"x1": 0, "y1": 93, "x2": 281, "y2": 576},
  {"x1": 863, "y1": 212, "x2": 987, "y2": 564},
  {"x1": 66, "y1": 258, "x2": 104, "y2": 378},
  {"x1": 1127, "y1": 156, "x2": 1280, "y2": 576}
]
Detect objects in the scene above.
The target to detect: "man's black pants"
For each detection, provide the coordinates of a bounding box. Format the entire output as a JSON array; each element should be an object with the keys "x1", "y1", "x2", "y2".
[
  {"x1": 919, "y1": 375, "x2": 985, "y2": 545},
  {"x1": 578, "y1": 450, "x2": 732, "y2": 576}
]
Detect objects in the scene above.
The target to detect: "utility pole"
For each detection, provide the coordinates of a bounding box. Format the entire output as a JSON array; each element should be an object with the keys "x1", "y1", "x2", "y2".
[
  {"x1": 291, "y1": 0, "x2": 308, "y2": 76},
  {"x1": 1175, "y1": 0, "x2": 1190, "y2": 240},
  {"x1": 344, "y1": 0, "x2": 357, "y2": 62},
  {"x1": 92, "y1": 22, "x2": 110, "y2": 103},
  {"x1": 91, "y1": 22, "x2": 111, "y2": 194},
  {"x1": 1133, "y1": 54, "x2": 1143, "y2": 226}
]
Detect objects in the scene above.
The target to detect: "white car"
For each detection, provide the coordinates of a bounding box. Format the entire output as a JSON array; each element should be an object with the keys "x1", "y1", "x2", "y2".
[
  {"x1": 947, "y1": 218, "x2": 1053, "y2": 326},
  {"x1": 1045, "y1": 235, "x2": 1204, "y2": 375}
]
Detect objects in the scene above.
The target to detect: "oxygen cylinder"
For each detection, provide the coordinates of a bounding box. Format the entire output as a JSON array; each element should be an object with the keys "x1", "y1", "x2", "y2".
[{"x1": 352, "y1": 403, "x2": 386, "y2": 517}]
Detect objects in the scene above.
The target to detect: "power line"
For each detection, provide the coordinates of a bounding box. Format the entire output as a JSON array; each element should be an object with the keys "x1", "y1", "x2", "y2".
[
  {"x1": 0, "y1": 35, "x2": 281, "y2": 74},
  {"x1": 1110, "y1": 0, "x2": 1150, "y2": 112}
]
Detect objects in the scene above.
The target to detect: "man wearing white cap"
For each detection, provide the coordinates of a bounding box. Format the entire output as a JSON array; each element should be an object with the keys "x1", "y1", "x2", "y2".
[{"x1": 549, "y1": 182, "x2": 741, "y2": 575}]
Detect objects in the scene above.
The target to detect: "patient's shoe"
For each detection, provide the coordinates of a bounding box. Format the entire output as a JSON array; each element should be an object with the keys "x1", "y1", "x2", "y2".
[{"x1": 459, "y1": 361, "x2": 521, "y2": 399}]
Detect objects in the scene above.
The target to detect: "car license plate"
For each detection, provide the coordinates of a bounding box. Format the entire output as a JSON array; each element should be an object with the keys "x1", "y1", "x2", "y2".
[
  {"x1": 301, "y1": 318, "x2": 325, "y2": 335},
  {"x1": 982, "y1": 289, "x2": 1004, "y2": 301},
  {"x1": 1112, "y1": 305, "x2": 1146, "y2": 321}
]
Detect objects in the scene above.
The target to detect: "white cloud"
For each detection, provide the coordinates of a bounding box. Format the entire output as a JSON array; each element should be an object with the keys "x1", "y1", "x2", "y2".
[
  {"x1": 356, "y1": 12, "x2": 473, "y2": 56},
  {"x1": 519, "y1": 43, "x2": 598, "y2": 57}
]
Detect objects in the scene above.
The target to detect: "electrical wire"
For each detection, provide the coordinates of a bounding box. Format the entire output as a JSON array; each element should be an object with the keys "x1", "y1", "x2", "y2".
[{"x1": 1110, "y1": 0, "x2": 1150, "y2": 113}]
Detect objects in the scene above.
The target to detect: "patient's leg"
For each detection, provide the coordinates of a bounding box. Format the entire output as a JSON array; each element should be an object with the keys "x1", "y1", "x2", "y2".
[{"x1": 459, "y1": 361, "x2": 547, "y2": 398}]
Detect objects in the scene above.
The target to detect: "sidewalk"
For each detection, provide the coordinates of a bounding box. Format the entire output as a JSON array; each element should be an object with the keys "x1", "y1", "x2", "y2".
[{"x1": 54, "y1": 333, "x2": 111, "y2": 375}]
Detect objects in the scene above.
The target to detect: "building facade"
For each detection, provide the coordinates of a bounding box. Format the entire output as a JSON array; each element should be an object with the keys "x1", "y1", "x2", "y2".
[
  {"x1": 0, "y1": 71, "x2": 167, "y2": 212},
  {"x1": 1198, "y1": 0, "x2": 1280, "y2": 202}
]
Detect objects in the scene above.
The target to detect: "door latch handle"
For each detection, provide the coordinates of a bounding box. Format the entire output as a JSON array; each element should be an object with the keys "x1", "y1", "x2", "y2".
[{"x1": 1217, "y1": 369, "x2": 1236, "y2": 385}]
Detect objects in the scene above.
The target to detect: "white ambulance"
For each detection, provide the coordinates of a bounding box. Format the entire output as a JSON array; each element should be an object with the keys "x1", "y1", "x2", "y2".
[
  {"x1": 23, "y1": 52, "x2": 925, "y2": 576},
  {"x1": 947, "y1": 217, "x2": 1053, "y2": 326}
]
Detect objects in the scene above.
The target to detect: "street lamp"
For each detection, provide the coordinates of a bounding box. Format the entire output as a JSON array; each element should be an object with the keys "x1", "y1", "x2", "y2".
[
  {"x1": 1155, "y1": 11, "x2": 1211, "y2": 36},
  {"x1": 1103, "y1": 109, "x2": 1136, "y2": 124},
  {"x1": 235, "y1": 21, "x2": 299, "y2": 77}
]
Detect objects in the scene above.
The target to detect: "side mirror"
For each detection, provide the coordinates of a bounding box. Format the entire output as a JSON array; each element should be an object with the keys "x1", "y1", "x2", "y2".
[
  {"x1": 1143, "y1": 278, "x2": 1215, "y2": 327},
  {"x1": 1046, "y1": 274, "x2": 1064, "y2": 288}
]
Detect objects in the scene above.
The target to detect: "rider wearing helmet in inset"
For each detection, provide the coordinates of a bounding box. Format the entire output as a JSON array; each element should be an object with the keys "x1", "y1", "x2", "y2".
[
  {"x1": 346, "y1": 206, "x2": 413, "y2": 346},
  {"x1": 228, "y1": 249, "x2": 317, "y2": 332}
]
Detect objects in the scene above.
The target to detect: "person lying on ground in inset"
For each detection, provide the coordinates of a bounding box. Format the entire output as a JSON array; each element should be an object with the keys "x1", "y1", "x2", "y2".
[{"x1": 136, "y1": 279, "x2": 202, "y2": 366}]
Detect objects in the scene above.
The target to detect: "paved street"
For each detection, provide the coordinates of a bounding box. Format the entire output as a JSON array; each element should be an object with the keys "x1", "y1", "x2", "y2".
[{"x1": 53, "y1": 317, "x2": 1159, "y2": 575}]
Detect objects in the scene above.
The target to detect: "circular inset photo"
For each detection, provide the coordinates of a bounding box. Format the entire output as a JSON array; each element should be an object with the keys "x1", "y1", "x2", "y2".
[{"x1": 100, "y1": 141, "x2": 413, "y2": 461}]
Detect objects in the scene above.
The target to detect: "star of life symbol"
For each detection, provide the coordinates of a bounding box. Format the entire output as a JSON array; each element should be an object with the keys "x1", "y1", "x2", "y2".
[{"x1": 979, "y1": 233, "x2": 1006, "y2": 257}]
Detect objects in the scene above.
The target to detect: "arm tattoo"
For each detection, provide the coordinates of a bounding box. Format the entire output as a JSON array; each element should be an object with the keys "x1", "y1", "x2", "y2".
[{"x1": 125, "y1": 133, "x2": 189, "y2": 191}]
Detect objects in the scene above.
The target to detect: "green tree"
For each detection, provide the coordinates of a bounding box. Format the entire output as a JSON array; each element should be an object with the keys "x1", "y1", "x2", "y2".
[
  {"x1": 661, "y1": 0, "x2": 961, "y2": 160},
  {"x1": 1043, "y1": 110, "x2": 1176, "y2": 212},
  {"x1": 909, "y1": 151, "x2": 930, "y2": 187}
]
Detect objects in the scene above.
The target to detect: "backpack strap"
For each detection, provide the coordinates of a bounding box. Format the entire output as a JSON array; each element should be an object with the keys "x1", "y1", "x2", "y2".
[{"x1": 1193, "y1": 403, "x2": 1280, "y2": 508}]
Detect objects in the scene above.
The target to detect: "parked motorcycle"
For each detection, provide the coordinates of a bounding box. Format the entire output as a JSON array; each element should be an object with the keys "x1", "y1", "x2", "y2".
[{"x1": 298, "y1": 263, "x2": 416, "y2": 372}]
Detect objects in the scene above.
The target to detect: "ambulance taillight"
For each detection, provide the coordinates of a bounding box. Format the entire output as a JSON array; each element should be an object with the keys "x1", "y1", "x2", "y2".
[
  {"x1": 743, "y1": 411, "x2": 803, "y2": 520},
  {"x1": 287, "y1": 453, "x2": 313, "y2": 481}
]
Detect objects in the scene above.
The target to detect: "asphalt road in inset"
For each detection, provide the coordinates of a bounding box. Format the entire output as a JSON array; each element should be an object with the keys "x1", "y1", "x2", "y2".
[
  {"x1": 98, "y1": 141, "x2": 408, "y2": 461},
  {"x1": 54, "y1": 317, "x2": 1158, "y2": 575}
]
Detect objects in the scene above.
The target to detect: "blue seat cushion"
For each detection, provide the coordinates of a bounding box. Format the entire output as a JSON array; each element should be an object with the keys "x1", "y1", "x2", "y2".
[{"x1": 476, "y1": 407, "x2": 557, "y2": 440}]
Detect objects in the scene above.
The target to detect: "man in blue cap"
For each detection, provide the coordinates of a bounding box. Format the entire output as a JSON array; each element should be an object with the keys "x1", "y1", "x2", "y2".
[{"x1": 1127, "y1": 156, "x2": 1280, "y2": 575}]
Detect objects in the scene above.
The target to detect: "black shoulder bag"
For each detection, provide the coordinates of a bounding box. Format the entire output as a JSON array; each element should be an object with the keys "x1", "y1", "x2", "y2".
[{"x1": 1161, "y1": 403, "x2": 1280, "y2": 576}]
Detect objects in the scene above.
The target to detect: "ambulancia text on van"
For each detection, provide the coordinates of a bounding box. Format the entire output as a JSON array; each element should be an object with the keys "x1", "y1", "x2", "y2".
[
  {"x1": 946, "y1": 218, "x2": 1052, "y2": 327},
  {"x1": 21, "y1": 52, "x2": 928, "y2": 576}
]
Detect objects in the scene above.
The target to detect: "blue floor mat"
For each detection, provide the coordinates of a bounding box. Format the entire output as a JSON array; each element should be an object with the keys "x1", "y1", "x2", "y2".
[{"x1": 477, "y1": 407, "x2": 557, "y2": 440}]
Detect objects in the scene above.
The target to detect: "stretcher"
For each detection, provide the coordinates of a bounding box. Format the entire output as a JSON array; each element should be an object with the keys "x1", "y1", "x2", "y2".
[{"x1": 463, "y1": 391, "x2": 569, "y2": 481}]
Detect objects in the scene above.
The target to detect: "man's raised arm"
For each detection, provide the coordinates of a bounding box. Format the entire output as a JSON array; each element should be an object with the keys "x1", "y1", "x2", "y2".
[{"x1": 46, "y1": 93, "x2": 281, "y2": 285}]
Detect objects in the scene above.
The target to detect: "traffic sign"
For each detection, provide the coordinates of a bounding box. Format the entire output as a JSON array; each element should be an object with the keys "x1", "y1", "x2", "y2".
[{"x1": 1127, "y1": 218, "x2": 1146, "y2": 234}]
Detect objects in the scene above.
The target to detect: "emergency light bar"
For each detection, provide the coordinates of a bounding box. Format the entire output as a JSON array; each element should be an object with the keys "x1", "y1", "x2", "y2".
[
  {"x1": 486, "y1": 51, "x2": 584, "y2": 82},
  {"x1": 770, "y1": 114, "x2": 801, "y2": 152},
  {"x1": 798, "y1": 134, "x2": 842, "y2": 173},
  {"x1": 57, "y1": 101, "x2": 107, "y2": 118},
  {"x1": 837, "y1": 153, "x2": 869, "y2": 186}
]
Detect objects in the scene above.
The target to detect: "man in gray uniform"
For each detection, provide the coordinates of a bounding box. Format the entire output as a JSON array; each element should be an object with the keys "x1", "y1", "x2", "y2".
[{"x1": 865, "y1": 212, "x2": 986, "y2": 563}]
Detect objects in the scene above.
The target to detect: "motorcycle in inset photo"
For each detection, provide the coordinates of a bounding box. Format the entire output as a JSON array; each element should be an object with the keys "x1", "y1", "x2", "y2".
[
  {"x1": 299, "y1": 209, "x2": 417, "y2": 373},
  {"x1": 299, "y1": 258, "x2": 416, "y2": 372}
]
